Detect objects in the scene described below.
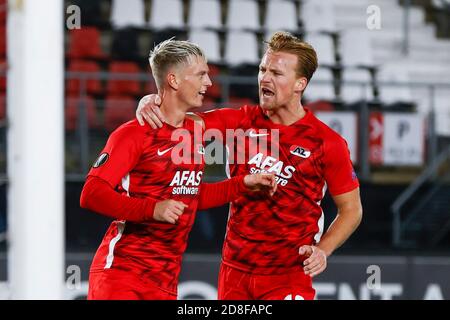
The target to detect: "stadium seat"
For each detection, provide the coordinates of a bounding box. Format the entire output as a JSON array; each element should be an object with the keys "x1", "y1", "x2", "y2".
[
  {"x1": 224, "y1": 31, "x2": 259, "y2": 66},
  {"x1": 66, "y1": 60, "x2": 103, "y2": 95},
  {"x1": 103, "y1": 95, "x2": 137, "y2": 132},
  {"x1": 110, "y1": 0, "x2": 146, "y2": 29},
  {"x1": 377, "y1": 66, "x2": 412, "y2": 104},
  {"x1": 265, "y1": 0, "x2": 299, "y2": 32},
  {"x1": 65, "y1": 96, "x2": 98, "y2": 131},
  {"x1": 340, "y1": 30, "x2": 374, "y2": 67},
  {"x1": 341, "y1": 68, "x2": 374, "y2": 103},
  {"x1": 142, "y1": 79, "x2": 158, "y2": 95},
  {"x1": 67, "y1": 27, "x2": 106, "y2": 60},
  {"x1": 300, "y1": 0, "x2": 336, "y2": 32},
  {"x1": 188, "y1": 0, "x2": 222, "y2": 30},
  {"x1": 106, "y1": 61, "x2": 142, "y2": 96},
  {"x1": 226, "y1": 0, "x2": 260, "y2": 31},
  {"x1": 304, "y1": 33, "x2": 336, "y2": 67},
  {"x1": 149, "y1": 0, "x2": 185, "y2": 30},
  {"x1": 305, "y1": 68, "x2": 335, "y2": 101},
  {"x1": 0, "y1": 26, "x2": 5, "y2": 58},
  {"x1": 229, "y1": 64, "x2": 258, "y2": 102},
  {"x1": 189, "y1": 30, "x2": 222, "y2": 64},
  {"x1": 71, "y1": 0, "x2": 104, "y2": 27},
  {"x1": 0, "y1": 0, "x2": 6, "y2": 25},
  {"x1": 111, "y1": 28, "x2": 141, "y2": 62},
  {"x1": 151, "y1": 30, "x2": 189, "y2": 50},
  {"x1": 340, "y1": 30, "x2": 378, "y2": 102},
  {"x1": 0, "y1": 75, "x2": 4, "y2": 94}
]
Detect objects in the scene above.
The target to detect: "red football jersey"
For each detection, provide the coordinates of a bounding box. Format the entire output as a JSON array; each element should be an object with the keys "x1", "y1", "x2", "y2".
[
  {"x1": 199, "y1": 106, "x2": 359, "y2": 274},
  {"x1": 88, "y1": 119, "x2": 205, "y2": 294}
]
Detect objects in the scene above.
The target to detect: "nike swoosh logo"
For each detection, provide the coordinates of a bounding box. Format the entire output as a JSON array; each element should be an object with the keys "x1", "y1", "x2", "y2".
[
  {"x1": 157, "y1": 147, "x2": 174, "y2": 156},
  {"x1": 249, "y1": 130, "x2": 269, "y2": 138}
]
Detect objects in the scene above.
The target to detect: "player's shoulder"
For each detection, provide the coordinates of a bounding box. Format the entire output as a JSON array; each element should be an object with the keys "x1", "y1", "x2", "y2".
[
  {"x1": 186, "y1": 112, "x2": 205, "y2": 129},
  {"x1": 242, "y1": 104, "x2": 260, "y2": 114},
  {"x1": 234, "y1": 104, "x2": 263, "y2": 121},
  {"x1": 111, "y1": 119, "x2": 155, "y2": 138}
]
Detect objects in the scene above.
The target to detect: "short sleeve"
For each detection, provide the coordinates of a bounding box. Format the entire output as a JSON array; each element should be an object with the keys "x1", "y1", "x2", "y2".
[
  {"x1": 87, "y1": 123, "x2": 146, "y2": 188},
  {"x1": 323, "y1": 136, "x2": 359, "y2": 196}
]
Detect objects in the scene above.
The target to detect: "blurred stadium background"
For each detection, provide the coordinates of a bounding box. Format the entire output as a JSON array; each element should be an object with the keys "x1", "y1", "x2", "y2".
[{"x1": 1, "y1": 0, "x2": 450, "y2": 299}]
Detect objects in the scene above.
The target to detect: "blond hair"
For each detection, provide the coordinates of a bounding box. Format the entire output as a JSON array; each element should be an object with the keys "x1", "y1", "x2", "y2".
[
  {"x1": 266, "y1": 31, "x2": 318, "y2": 82},
  {"x1": 149, "y1": 38, "x2": 206, "y2": 90}
]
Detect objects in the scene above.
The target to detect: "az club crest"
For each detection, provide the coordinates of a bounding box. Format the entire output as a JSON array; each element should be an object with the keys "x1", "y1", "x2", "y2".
[{"x1": 290, "y1": 146, "x2": 311, "y2": 158}]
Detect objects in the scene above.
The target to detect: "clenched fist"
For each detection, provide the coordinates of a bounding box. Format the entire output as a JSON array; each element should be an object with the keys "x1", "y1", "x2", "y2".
[
  {"x1": 299, "y1": 245, "x2": 327, "y2": 277},
  {"x1": 244, "y1": 173, "x2": 277, "y2": 196},
  {"x1": 153, "y1": 199, "x2": 188, "y2": 224}
]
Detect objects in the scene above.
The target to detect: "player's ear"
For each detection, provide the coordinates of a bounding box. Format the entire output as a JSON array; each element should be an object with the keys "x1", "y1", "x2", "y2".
[
  {"x1": 295, "y1": 77, "x2": 307, "y2": 93},
  {"x1": 167, "y1": 72, "x2": 179, "y2": 90}
]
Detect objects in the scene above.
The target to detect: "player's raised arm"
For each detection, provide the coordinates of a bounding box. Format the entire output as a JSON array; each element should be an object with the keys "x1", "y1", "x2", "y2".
[
  {"x1": 136, "y1": 93, "x2": 247, "y2": 133},
  {"x1": 136, "y1": 94, "x2": 165, "y2": 128}
]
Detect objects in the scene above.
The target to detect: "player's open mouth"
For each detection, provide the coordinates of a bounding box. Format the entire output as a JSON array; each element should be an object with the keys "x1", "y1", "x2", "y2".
[
  {"x1": 261, "y1": 88, "x2": 275, "y2": 97},
  {"x1": 198, "y1": 90, "x2": 206, "y2": 96}
]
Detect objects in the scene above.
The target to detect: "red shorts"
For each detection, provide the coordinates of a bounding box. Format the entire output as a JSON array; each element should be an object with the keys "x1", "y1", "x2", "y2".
[
  {"x1": 218, "y1": 263, "x2": 315, "y2": 300},
  {"x1": 87, "y1": 269, "x2": 177, "y2": 300}
]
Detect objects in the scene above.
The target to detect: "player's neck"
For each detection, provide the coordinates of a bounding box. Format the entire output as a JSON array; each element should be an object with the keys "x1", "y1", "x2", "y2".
[
  {"x1": 160, "y1": 94, "x2": 187, "y2": 128},
  {"x1": 267, "y1": 101, "x2": 306, "y2": 126}
]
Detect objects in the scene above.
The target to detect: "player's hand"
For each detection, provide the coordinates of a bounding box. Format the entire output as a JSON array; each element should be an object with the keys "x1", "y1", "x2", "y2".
[
  {"x1": 299, "y1": 245, "x2": 327, "y2": 277},
  {"x1": 243, "y1": 173, "x2": 277, "y2": 196},
  {"x1": 136, "y1": 94, "x2": 165, "y2": 129},
  {"x1": 153, "y1": 199, "x2": 188, "y2": 224}
]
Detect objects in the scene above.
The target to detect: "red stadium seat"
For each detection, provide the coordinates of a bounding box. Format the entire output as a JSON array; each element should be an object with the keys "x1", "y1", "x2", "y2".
[
  {"x1": 0, "y1": 26, "x2": 5, "y2": 58},
  {"x1": 103, "y1": 95, "x2": 136, "y2": 132},
  {"x1": 65, "y1": 96, "x2": 98, "y2": 131},
  {"x1": 106, "y1": 61, "x2": 141, "y2": 96},
  {"x1": 0, "y1": 59, "x2": 6, "y2": 93},
  {"x1": 67, "y1": 27, "x2": 106, "y2": 59},
  {"x1": 0, "y1": 0, "x2": 6, "y2": 25},
  {"x1": 66, "y1": 60, "x2": 103, "y2": 95},
  {"x1": 143, "y1": 78, "x2": 158, "y2": 96}
]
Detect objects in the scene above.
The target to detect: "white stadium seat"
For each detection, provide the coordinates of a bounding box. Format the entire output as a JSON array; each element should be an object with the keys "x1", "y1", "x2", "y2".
[
  {"x1": 189, "y1": 30, "x2": 222, "y2": 63},
  {"x1": 226, "y1": 0, "x2": 260, "y2": 30},
  {"x1": 110, "y1": 0, "x2": 146, "y2": 29},
  {"x1": 149, "y1": 0, "x2": 184, "y2": 29},
  {"x1": 265, "y1": 0, "x2": 299, "y2": 32},
  {"x1": 305, "y1": 68, "x2": 335, "y2": 101},
  {"x1": 189, "y1": 0, "x2": 222, "y2": 29},
  {"x1": 224, "y1": 30, "x2": 259, "y2": 65}
]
